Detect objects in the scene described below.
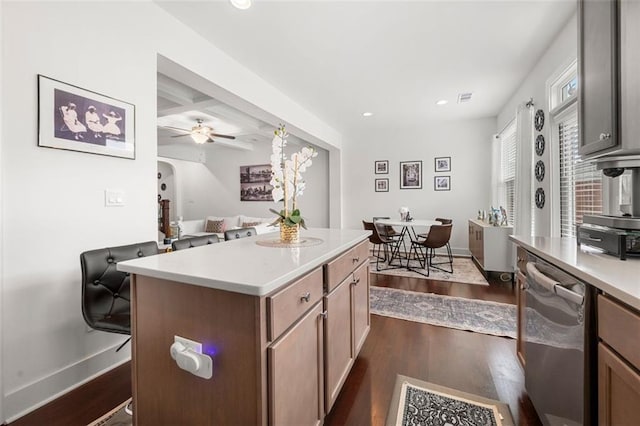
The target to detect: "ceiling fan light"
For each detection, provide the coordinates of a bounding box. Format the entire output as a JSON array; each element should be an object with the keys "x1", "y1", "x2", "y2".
[
  {"x1": 230, "y1": 0, "x2": 251, "y2": 10},
  {"x1": 191, "y1": 133, "x2": 210, "y2": 144}
]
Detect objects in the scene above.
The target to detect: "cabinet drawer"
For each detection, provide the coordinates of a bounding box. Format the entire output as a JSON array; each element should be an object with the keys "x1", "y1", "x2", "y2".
[
  {"x1": 268, "y1": 268, "x2": 323, "y2": 341},
  {"x1": 325, "y1": 240, "x2": 369, "y2": 292},
  {"x1": 598, "y1": 294, "x2": 640, "y2": 371}
]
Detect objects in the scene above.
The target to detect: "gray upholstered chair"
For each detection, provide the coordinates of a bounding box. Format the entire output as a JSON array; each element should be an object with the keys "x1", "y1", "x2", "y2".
[
  {"x1": 172, "y1": 234, "x2": 220, "y2": 251},
  {"x1": 224, "y1": 227, "x2": 257, "y2": 241}
]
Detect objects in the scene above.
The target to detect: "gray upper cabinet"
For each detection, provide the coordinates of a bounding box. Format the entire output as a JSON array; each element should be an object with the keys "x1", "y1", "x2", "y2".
[
  {"x1": 620, "y1": 0, "x2": 640, "y2": 155},
  {"x1": 579, "y1": 0, "x2": 640, "y2": 159}
]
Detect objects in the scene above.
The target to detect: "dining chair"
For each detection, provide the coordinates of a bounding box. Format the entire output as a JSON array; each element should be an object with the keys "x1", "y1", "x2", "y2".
[
  {"x1": 224, "y1": 227, "x2": 257, "y2": 241},
  {"x1": 409, "y1": 223, "x2": 453, "y2": 276},
  {"x1": 371, "y1": 222, "x2": 405, "y2": 271},
  {"x1": 372, "y1": 216, "x2": 400, "y2": 239},
  {"x1": 417, "y1": 217, "x2": 452, "y2": 239},
  {"x1": 363, "y1": 220, "x2": 388, "y2": 263},
  {"x1": 172, "y1": 234, "x2": 220, "y2": 251}
]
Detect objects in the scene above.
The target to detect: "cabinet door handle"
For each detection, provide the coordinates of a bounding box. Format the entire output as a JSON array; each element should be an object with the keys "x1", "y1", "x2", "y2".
[
  {"x1": 300, "y1": 292, "x2": 311, "y2": 302},
  {"x1": 583, "y1": 236, "x2": 603, "y2": 242},
  {"x1": 599, "y1": 132, "x2": 611, "y2": 141},
  {"x1": 352, "y1": 256, "x2": 360, "y2": 264},
  {"x1": 351, "y1": 275, "x2": 361, "y2": 286},
  {"x1": 319, "y1": 311, "x2": 328, "y2": 319}
]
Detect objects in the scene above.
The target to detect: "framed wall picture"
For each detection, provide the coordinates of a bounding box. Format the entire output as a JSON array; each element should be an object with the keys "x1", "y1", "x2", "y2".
[
  {"x1": 38, "y1": 75, "x2": 135, "y2": 159},
  {"x1": 375, "y1": 178, "x2": 389, "y2": 192},
  {"x1": 434, "y1": 176, "x2": 451, "y2": 191},
  {"x1": 400, "y1": 161, "x2": 422, "y2": 189},
  {"x1": 240, "y1": 164, "x2": 274, "y2": 201},
  {"x1": 434, "y1": 157, "x2": 451, "y2": 172},
  {"x1": 375, "y1": 160, "x2": 389, "y2": 174}
]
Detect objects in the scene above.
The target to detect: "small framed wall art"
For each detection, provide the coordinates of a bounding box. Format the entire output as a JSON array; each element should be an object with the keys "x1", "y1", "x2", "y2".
[
  {"x1": 38, "y1": 74, "x2": 135, "y2": 159},
  {"x1": 434, "y1": 157, "x2": 451, "y2": 172},
  {"x1": 375, "y1": 160, "x2": 389, "y2": 174},
  {"x1": 400, "y1": 160, "x2": 422, "y2": 189},
  {"x1": 434, "y1": 176, "x2": 451, "y2": 191},
  {"x1": 375, "y1": 178, "x2": 389, "y2": 192},
  {"x1": 240, "y1": 164, "x2": 274, "y2": 201}
]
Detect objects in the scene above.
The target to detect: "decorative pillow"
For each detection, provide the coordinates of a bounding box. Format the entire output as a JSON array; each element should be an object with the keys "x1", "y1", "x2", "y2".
[
  {"x1": 206, "y1": 215, "x2": 241, "y2": 230},
  {"x1": 205, "y1": 219, "x2": 226, "y2": 233},
  {"x1": 239, "y1": 215, "x2": 272, "y2": 225},
  {"x1": 242, "y1": 221, "x2": 262, "y2": 228}
]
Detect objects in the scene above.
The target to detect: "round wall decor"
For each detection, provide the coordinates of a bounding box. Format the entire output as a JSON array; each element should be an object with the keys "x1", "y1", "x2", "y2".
[
  {"x1": 534, "y1": 109, "x2": 545, "y2": 131},
  {"x1": 535, "y1": 160, "x2": 545, "y2": 182},
  {"x1": 535, "y1": 134, "x2": 545, "y2": 156},
  {"x1": 535, "y1": 187, "x2": 545, "y2": 209}
]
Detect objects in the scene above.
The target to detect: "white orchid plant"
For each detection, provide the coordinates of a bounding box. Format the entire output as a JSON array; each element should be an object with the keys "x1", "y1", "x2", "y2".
[{"x1": 269, "y1": 124, "x2": 318, "y2": 229}]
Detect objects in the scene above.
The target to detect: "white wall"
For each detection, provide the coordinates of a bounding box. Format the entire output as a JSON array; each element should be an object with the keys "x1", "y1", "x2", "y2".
[
  {"x1": 1, "y1": 1, "x2": 340, "y2": 421},
  {"x1": 342, "y1": 118, "x2": 496, "y2": 253},
  {"x1": 496, "y1": 12, "x2": 577, "y2": 237},
  {"x1": 159, "y1": 141, "x2": 330, "y2": 228}
]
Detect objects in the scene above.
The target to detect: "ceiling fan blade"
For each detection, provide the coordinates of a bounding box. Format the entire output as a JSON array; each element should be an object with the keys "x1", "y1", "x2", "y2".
[
  {"x1": 208, "y1": 133, "x2": 236, "y2": 140},
  {"x1": 171, "y1": 134, "x2": 191, "y2": 138},
  {"x1": 161, "y1": 125, "x2": 191, "y2": 133}
]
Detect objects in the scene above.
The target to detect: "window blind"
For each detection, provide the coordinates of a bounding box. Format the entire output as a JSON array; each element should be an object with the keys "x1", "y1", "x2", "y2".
[
  {"x1": 558, "y1": 107, "x2": 602, "y2": 237},
  {"x1": 499, "y1": 121, "x2": 517, "y2": 226}
]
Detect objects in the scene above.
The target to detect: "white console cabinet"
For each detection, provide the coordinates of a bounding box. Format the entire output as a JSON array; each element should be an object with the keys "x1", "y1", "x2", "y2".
[{"x1": 468, "y1": 219, "x2": 514, "y2": 274}]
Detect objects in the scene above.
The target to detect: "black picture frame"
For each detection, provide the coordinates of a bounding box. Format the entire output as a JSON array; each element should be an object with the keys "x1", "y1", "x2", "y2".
[
  {"x1": 434, "y1": 176, "x2": 451, "y2": 191},
  {"x1": 400, "y1": 161, "x2": 422, "y2": 189},
  {"x1": 434, "y1": 157, "x2": 451, "y2": 172},
  {"x1": 239, "y1": 164, "x2": 274, "y2": 201},
  {"x1": 37, "y1": 74, "x2": 135, "y2": 159},
  {"x1": 375, "y1": 178, "x2": 389, "y2": 192},
  {"x1": 375, "y1": 160, "x2": 389, "y2": 174}
]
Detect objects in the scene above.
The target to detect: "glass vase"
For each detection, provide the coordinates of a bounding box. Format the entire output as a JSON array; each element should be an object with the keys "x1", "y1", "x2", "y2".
[{"x1": 280, "y1": 223, "x2": 300, "y2": 243}]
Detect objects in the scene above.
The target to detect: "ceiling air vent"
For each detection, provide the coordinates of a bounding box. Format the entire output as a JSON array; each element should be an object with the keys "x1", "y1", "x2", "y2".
[{"x1": 457, "y1": 92, "x2": 473, "y2": 104}]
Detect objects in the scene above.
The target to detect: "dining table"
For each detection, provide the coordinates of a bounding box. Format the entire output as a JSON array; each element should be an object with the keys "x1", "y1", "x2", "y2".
[
  {"x1": 375, "y1": 218, "x2": 442, "y2": 240},
  {"x1": 374, "y1": 218, "x2": 442, "y2": 266}
]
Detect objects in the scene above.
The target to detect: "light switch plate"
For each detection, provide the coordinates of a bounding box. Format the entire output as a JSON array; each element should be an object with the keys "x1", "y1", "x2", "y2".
[{"x1": 105, "y1": 189, "x2": 125, "y2": 207}]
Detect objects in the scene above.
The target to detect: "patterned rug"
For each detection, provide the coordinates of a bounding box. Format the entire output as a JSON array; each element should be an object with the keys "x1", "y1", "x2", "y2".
[
  {"x1": 370, "y1": 256, "x2": 489, "y2": 286},
  {"x1": 88, "y1": 398, "x2": 131, "y2": 426},
  {"x1": 370, "y1": 286, "x2": 516, "y2": 338},
  {"x1": 386, "y1": 375, "x2": 515, "y2": 426}
]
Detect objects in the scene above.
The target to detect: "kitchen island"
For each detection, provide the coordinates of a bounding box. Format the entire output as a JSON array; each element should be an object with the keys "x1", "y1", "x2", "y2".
[{"x1": 118, "y1": 228, "x2": 371, "y2": 426}]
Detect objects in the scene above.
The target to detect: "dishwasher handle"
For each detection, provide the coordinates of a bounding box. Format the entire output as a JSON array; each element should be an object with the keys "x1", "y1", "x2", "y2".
[
  {"x1": 526, "y1": 262, "x2": 584, "y2": 305},
  {"x1": 526, "y1": 263, "x2": 558, "y2": 292}
]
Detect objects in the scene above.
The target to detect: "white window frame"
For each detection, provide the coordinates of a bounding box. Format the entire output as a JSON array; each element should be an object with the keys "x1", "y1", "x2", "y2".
[
  {"x1": 549, "y1": 58, "x2": 577, "y2": 237},
  {"x1": 549, "y1": 58, "x2": 602, "y2": 237}
]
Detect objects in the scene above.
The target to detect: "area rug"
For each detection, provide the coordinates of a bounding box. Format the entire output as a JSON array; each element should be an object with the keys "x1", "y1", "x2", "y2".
[
  {"x1": 88, "y1": 398, "x2": 132, "y2": 426},
  {"x1": 370, "y1": 256, "x2": 489, "y2": 286},
  {"x1": 370, "y1": 286, "x2": 516, "y2": 338},
  {"x1": 386, "y1": 375, "x2": 515, "y2": 426}
]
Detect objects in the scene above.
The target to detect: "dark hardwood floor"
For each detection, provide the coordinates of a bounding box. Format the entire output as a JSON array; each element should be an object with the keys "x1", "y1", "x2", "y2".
[
  {"x1": 8, "y1": 269, "x2": 541, "y2": 426},
  {"x1": 325, "y1": 271, "x2": 541, "y2": 426}
]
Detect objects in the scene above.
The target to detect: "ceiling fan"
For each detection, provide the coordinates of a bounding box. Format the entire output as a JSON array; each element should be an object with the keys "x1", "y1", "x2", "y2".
[{"x1": 161, "y1": 119, "x2": 236, "y2": 144}]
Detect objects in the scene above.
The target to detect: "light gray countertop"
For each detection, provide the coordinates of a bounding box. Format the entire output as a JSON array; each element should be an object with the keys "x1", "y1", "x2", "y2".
[
  {"x1": 118, "y1": 228, "x2": 370, "y2": 297},
  {"x1": 510, "y1": 235, "x2": 640, "y2": 310}
]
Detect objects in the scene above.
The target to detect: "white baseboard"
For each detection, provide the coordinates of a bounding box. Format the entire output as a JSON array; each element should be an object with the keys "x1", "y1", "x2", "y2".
[{"x1": 3, "y1": 341, "x2": 130, "y2": 422}]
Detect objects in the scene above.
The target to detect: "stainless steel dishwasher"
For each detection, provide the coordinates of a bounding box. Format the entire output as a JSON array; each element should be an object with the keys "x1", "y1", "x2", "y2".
[{"x1": 523, "y1": 253, "x2": 596, "y2": 426}]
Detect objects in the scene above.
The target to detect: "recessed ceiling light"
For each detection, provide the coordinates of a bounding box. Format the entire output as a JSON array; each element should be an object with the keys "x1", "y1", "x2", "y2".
[
  {"x1": 362, "y1": 112, "x2": 373, "y2": 117},
  {"x1": 230, "y1": 0, "x2": 251, "y2": 10},
  {"x1": 436, "y1": 100, "x2": 448, "y2": 106}
]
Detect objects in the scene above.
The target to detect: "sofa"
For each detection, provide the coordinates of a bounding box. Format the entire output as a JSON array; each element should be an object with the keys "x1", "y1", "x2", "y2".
[{"x1": 180, "y1": 215, "x2": 279, "y2": 240}]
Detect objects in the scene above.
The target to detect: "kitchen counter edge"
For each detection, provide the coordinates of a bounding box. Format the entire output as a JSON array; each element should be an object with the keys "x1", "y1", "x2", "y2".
[{"x1": 510, "y1": 235, "x2": 640, "y2": 310}]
